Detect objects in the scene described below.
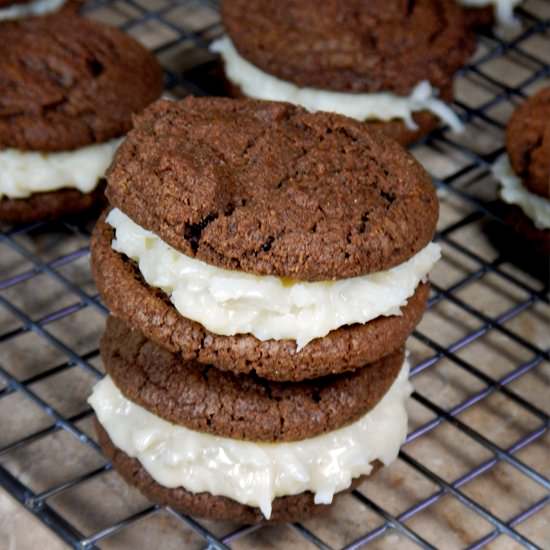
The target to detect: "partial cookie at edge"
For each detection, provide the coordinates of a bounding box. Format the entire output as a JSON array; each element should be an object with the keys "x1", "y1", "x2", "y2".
[
  {"x1": 91, "y1": 213, "x2": 429, "y2": 382},
  {"x1": 506, "y1": 87, "x2": 550, "y2": 199}
]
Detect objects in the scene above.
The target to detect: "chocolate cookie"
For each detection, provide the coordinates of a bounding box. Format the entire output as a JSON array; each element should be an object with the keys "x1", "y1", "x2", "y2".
[
  {"x1": 463, "y1": 5, "x2": 495, "y2": 28},
  {"x1": 0, "y1": 13, "x2": 163, "y2": 152},
  {"x1": 91, "y1": 213, "x2": 428, "y2": 382},
  {"x1": 221, "y1": 0, "x2": 474, "y2": 95},
  {"x1": 0, "y1": 182, "x2": 106, "y2": 225},
  {"x1": 102, "y1": 315, "x2": 405, "y2": 442},
  {"x1": 96, "y1": 420, "x2": 380, "y2": 523},
  {"x1": 106, "y1": 97, "x2": 439, "y2": 280},
  {"x1": 506, "y1": 88, "x2": 550, "y2": 199},
  {"x1": 491, "y1": 202, "x2": 550, "y2": 256}
]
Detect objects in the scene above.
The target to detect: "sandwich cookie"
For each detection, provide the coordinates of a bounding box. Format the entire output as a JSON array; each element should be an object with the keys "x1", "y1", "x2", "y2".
[
  {"x1": 491, "y1": 88, "x2": 550, "y2": 253},
  {"x1": 91, "y1": 97, "x2": 440, "y2": 381},
  {"x1": 90, "y1": 316, "x2": 411, "y2": 522},
  {"x1": 0, "y1": 14, "x2": 163, "y2": 224},
  {"x1": 211, "y1": 0, "x2": 475, "y2": 146}
]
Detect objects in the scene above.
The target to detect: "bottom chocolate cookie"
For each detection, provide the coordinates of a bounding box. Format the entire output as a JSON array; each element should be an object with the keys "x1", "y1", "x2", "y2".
[
  {"x1": 483, "y1": 202, "x2": 550, "y2": 286},
  {"x1": 226, "y1": 79, "x2": 453, "y2": 147},
  {"x1": 463, "y1": 6, "x2": 495, "y2": 28},
  {"x1": 364, "y1": 111, "x2": 441, "y2": 148},
  {"x1": 0, "y1": 181, "x2": 106, "y2": 225},
  {"x1": 491, "y1": 201, "x2": 550, "y2": 256},
  {"x1": 96, "y1": 420, "x2": 380, "y2": 524}
]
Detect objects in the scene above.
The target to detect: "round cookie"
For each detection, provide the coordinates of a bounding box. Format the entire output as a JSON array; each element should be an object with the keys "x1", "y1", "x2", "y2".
[
  {"x1": 96, "y1": 420, "x2": 381, "y2": 523},
  {"x1": 506, "y1": 88, "x2": 550, "y2": 199},
  {"x1": 221, "y1": 0, "x2": 474, "y2": 95},
  {"x1": 92, "y1": 212, "x2": 429, "y2": 382},
  {"x1": 0, "y1": 182, "x2": 106, "y2": 225},
  {"x1": 102, "y1": 315, "x2": 406, "y2": 442},
  {"x1": 106, "y1": 97, "x2": 439, "y2": 280},
  {"x1": 0, "y1": 13, "x2": 163, "y2": 152}
]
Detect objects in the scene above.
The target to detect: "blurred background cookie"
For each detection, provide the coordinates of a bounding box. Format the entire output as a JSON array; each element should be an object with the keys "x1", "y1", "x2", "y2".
[
  {"x1": 490, "y1": 87, "x2": 550, "y2": 255},
  {"x1": 211, "y1": 0, "x2": 475, "y2": 146},
  {"x1": 0, "y1": 13, "x2": 163, "y2": 224}
]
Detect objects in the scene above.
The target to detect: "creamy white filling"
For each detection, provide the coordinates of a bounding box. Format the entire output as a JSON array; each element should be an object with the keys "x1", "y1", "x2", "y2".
[
  {"x1": 0, "y1": 139, "x2": 122, "y2": 200},
  {"x1": 0, "y1": 0, "x2": 65, "y2": 20},
  {"x1": 89, "y1": 358, "x2": 412, "y2": 519},
  {"x1": 210, "y1": 36, "x2": 463, "y2": 132},
  {"x1": 492, "y1": 154, "x2": 550, "y2": 230},
  {"x1": 457, "y1": 0, "x2": 522, "y2": 25},
  {"x1": 107, "y1": 208, "x2": 441, "y2": 349}
]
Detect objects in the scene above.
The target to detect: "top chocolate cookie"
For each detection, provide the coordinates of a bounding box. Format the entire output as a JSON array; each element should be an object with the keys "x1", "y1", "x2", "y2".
[
  {"x1": 107, "y1": 97, "x2": 438, "y2": 280},
  {"x1": 221, "y1": 0, "x2": 474, "y2": 95},
  {"x1": 0, "y1": 13, "x2": 163, "y2": 152},
  {"x1": 506, "y1": 87, "x2": 550, "y2": 199}
]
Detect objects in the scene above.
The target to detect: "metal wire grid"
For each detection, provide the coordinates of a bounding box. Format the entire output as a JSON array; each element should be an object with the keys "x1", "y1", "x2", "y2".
[{"x1": 0, "y1": 0, "x2": 549, "y2": 548}]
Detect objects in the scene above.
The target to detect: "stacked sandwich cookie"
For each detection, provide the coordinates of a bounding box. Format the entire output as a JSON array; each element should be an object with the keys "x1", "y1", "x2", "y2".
[
  {"x1": 89, "y1": 97, "x2": 441, "y2": 522},
  {"x1": 491, "y1": 87, "x2": 550, "y2": 254},
  {"x1": 0, "y1": 13, "x2": 163, "y2": 224},
  {"x1": 211, "y1": 0, "x2": 475, "y2": 146}
]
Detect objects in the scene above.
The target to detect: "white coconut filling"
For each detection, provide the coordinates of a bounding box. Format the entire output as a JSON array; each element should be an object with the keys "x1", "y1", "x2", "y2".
[
  {"x1": 0, "y1": 138, "x2": 122, "y2": 200},
  {"x1": 0, "y1": 0, "x2": 65, "y2": 21},
  {"x1": 107, "y1": 208, "x2": 441, "y2": 349},
  {"x1": 492, "y1": 154, "x2": 550, "y2": 230},
  {"x1": 457, "y1": 0, "x2": 522, "y2": 25},
  {"x1": 210, "y1": 36, "x2": 463, "y2": 132},
  {"x1": 89, "y1": 358, "x2": 412, "y2": 519}
]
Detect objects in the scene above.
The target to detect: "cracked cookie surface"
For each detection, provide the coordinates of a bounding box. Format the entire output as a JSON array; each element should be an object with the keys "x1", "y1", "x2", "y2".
[
  {"x1": 221, "y1": 0, "x2": 474, "y2": 95},
  {"x1": 0, "y1": 12, "x2": 163, "y2": 152},
  {"x1": 101, "y1": 315, "x2": 405, "y2": 442},
  {"x1": 506, "y1": 87, "x2": 550, "y2": 199},
  {"x1": 106, "y1": 97, "x2": 438, "y2": 280}
]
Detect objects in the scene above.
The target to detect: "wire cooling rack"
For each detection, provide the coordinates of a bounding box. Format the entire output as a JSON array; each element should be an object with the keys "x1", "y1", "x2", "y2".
[{"x1": 1, "y1": 0, "x2": 549, "y2": 548}]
